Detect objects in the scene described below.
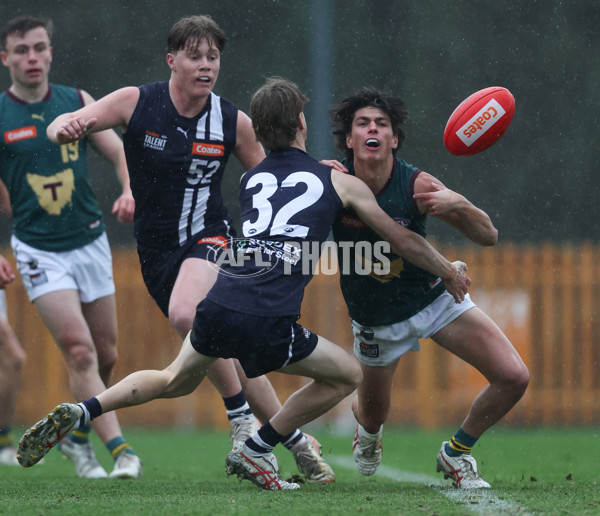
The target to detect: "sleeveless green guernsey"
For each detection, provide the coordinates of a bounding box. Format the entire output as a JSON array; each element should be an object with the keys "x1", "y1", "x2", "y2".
[
  {"x1": 0, "y1": 84, "x2": 105, "y2": 252},
  {"x1": 331, "y1": 158, "x2": 445, "y2": 326}
]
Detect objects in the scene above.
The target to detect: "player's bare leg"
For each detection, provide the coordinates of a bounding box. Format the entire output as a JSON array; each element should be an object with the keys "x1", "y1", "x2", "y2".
[
  {"x1": 433, "y1": 307, "x2": 529, "y2": 437},
  {"x1": 169, "y1": 259, "x2": 248, "y2": 395},
  {"x1": 95, "y1": 334, "x2": 216, "y2": 410},
  {"x1": 169, "y1": 257, "x2": 261, "y2": 443},
  {"x1": 226, "y1": 336, "x2": 360, "y2": 488},
  {"x1": 81, "y1": 295, "x2": 118, "y2": 388},
  {"x1": 234, "y1": 359, "x2": 336, "y2": 483},
  {"x1": 267, "y1": 336, "x2": 361, "y2": 435},
  {"x1": 350, "y1": 360, "x2": 399, "y2": 475},
  {"x1": 34, "y1": 291, "x2": 140, "y2": 478},
  {"x1": 169, "y1": 257, "x2": 334, "y2": 480},
  {"x1": 35, "y1": 292, "x2": 124, "y2": 442},
  {"x1": 433, "y1": 306, "x2": 529, "y2": 488},
  {"x1": 234, "y1": 361, "x2": 282, "y2": 423},
  {"x1": 18, "y1": 334, "x2": 215, "y2": 467},
  {"x1": 0, "y1": 317, "x2": 25, "y2": 465}
]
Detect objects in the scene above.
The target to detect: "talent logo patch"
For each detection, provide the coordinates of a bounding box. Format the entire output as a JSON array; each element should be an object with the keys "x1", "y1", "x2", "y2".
[
  {"x1": 193, "y1": 142, "x2": 224, "y2": 157},
  {"x1": 143, "y1": 130, "x2": 167, "y2": 151},
  {"x1": 359, "y1": 341, "x2": 379, "y2": 358},
  {"x1": 4, "y1": 126, "x2": 37, "y2": 143}
]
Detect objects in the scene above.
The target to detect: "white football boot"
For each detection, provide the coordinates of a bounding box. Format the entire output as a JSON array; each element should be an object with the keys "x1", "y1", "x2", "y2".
[
  {"x1": 226, "y1": 443, "x2": 300, "y2": 490},
  {"x1": 290, "y1": 434, "x2": 335, "y2": 483},
  {"x1": 229, "y1": 415, "x2": 260, "y2": 447},
  {"x1": 58, "y1": 438, "x2": 108, "y2": 479},
  {"x1": 436, "y1": 441, "x2": 491, "y2": 489},
  {"x1": 110, "y1": 452, "x2": 143, "y2": 479},
  {"x1": 17, "y1": 402, "x2": 82, "y2": 468},
  {"x1": 352, "y1": 424, "x2": 382, "y2": 476}
]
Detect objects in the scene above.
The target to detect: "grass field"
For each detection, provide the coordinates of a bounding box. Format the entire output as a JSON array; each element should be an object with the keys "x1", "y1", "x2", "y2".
[{"x1": 1, "y1": 425, "x2": 598, "y2": 515}]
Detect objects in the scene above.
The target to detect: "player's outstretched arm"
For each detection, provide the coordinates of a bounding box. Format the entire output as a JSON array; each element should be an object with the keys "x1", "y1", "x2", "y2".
[
  {"x1": 46, "y1": 87, "x2": 140, "y2": 145},
  {"x1": 413, "y1": 172, "x2": 498, "y2": 246},
  {"x1": 331, "y1": 170, "x2": 470, "y2": 302},
  {"x1": 78, "y1": 90, "x2": 135, "y2": 224}
]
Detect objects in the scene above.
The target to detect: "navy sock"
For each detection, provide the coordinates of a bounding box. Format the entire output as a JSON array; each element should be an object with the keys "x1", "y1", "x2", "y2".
[
  {"x1": 282, "y1": 429, "x2": 303, "y2": 449},
  {"x1": 223, "y1": 391, "x2": 252, "y2": 421},
  {"x1": 244, "y1": 421, "x2": 284, "y2": 456},
  {"x1": 77, "y1": 397, "x2": 103, "y2": 428}
]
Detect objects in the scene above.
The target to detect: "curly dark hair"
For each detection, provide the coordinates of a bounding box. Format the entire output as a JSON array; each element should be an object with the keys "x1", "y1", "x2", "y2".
[{"x1": 329, "y1": 87, "x2": 409, "y2": 159}]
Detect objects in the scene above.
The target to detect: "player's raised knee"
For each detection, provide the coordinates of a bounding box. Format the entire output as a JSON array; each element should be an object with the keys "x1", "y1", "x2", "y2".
[
  {"x1": 339, "y1": 356, "x2": 363, "y2": 394},
  {"x1": 510, "y1": 361, "x2": 529, "y2": 396}
]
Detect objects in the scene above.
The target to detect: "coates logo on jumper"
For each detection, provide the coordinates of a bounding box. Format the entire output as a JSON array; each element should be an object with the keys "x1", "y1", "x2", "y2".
[
  {"x1": 4, "y1": 126, "x2": 37, "y2": 144},
  {"x1": 198, "y1": 235, "x2": 229, "y2": 248},
  {"x1": 339, "y1": 213, "x2": 366, "y2": 229},
  {"x1": 457, "y1": 98, "x2": 506, "y2": 147},
  {"x1": 193, "y1": 142, "x2": 224, "y2": 157}
]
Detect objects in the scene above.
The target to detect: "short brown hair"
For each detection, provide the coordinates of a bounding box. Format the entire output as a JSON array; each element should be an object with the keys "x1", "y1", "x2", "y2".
[
  {"x1": 167, "y1": 15, "x2": 226, "y2": 53},
  {"x1": 1, "y1": 15, "x2": 52, "y2": 51},
  {"x1": 250, "y1": 77, "x2": 308, "y2": 152}
]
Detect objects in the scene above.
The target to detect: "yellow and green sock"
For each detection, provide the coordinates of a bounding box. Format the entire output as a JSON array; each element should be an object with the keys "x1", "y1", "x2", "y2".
[
  {"x1": 0, "y1": 427, "x2": 12, "y2": 449},
  {"x1": 106, "y1": 436, "x2": 136, "y2": 459},
  {"x1": 445, "y1": 427, "x2": 478, "y2": 457},
  {"x1": 68, "y1": 424, "x2": 91, "y2": 444}
]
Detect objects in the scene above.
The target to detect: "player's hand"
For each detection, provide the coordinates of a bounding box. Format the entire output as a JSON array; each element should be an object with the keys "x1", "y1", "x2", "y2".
[
  {"x1": 54, "y1": 117, "x2": 98, "y2": 144},
  {"x1": 320, "y1": 159, "x2": 348, "y2": 173},
  {"x1": 0, "y1": 255, "x2": 16, "y2": 289},
  {"x1": 443, "y1": 260, "x2": 470, "y2": 303},
  {"x1": 112, "y1": 191, "x2": 135, "y2": 224},
  {"x1": 413, "y1": 182, "x2": 464, "y2": 217}
]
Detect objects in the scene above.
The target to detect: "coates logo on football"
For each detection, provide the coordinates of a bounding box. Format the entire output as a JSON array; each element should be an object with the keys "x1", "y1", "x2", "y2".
[
  {"x1": 193, "y1": 142, "x2": 225, "y2": 157},
  {"x1": 4, "y1": 126, "x2": 37, "y2": 143},
  {"x1": 457, "y1": 99, "x2": 506, "y2": 147}
]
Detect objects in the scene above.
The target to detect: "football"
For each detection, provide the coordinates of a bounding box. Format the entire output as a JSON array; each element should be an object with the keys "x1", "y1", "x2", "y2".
[{"x1": 443, "y1": 86, "x2": 515, "y2": 156}]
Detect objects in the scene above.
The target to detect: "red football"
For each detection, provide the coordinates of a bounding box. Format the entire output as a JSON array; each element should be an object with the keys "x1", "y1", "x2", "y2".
[{"x1": 443, "y1": 86, "x2": 515, "y2": 156}]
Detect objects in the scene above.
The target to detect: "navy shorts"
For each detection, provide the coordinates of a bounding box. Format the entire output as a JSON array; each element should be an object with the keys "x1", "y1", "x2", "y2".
[
  {"x1": 137, "y1": 225, "x2": 234, "y2": 317},
  {"x1": 190, "y1": 299, "x2": 318, "y2": 378}
]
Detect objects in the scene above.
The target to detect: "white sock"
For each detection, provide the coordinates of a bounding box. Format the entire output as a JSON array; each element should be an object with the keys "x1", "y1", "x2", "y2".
[{"x1": 358, "y1": 423, "x2": 382, "y2": 438}]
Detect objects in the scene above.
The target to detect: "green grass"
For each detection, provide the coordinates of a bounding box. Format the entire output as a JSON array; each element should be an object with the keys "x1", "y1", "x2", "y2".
[{"x1": 1, "y1": 426, "x2": 599, "y2": 515}]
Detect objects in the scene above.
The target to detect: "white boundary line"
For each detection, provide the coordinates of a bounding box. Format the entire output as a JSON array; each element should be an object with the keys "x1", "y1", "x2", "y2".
[{"x1": 328, "y1": 455, "x2": 531, "y2": 515}]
